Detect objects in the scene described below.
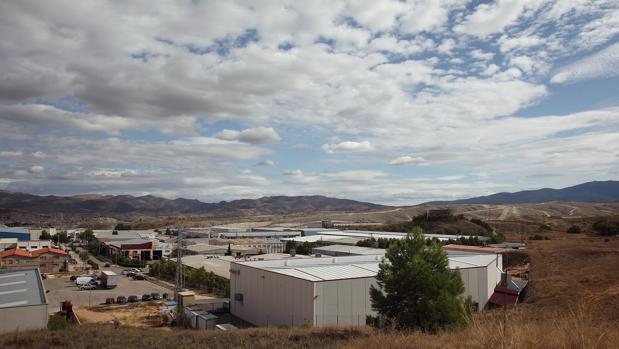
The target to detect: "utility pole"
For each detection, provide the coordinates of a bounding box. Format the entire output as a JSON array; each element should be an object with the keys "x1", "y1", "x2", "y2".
[{"x1": 174, "y1": 228, "x2": 185, "y2": 309}]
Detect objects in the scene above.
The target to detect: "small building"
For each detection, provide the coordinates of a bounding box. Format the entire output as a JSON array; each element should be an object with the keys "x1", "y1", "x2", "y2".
[
  {"x1": 0, "y1": 238, "x2": 18, "y2": 251},
  {"x1": 0, "y1": 248, "x2": 67, "y2": 273},
  {"x1": 184, "y1": 305, "x2": 218, "y2": 330},
  {"x1": 230, "y1": 253, "x2": 502, "y2": 327},
  {"x1": 185, "y1": 244, "x2": 259, "y2": 256},
  {"x1": 0, "y1": 268, "x2": 48, "y2": 334},
  {"x1": 16, "y1": 240, "x2": 53, "y2": 251},
  {"x1": 108, "y1": 238, "x2": 154, "y2": 260}
]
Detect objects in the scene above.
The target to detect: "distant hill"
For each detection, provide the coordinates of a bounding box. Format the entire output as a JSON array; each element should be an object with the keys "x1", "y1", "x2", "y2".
[
  {"x1": 426, "y1": 181, "x2": 619, "y2": 205},
  {"x1": 0, "y1": 191, "x2": 387, "y2": 217}
]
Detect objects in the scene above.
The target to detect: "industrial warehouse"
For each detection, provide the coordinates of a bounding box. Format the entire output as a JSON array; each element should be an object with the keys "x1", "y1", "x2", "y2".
[
  {"x1": 0, "y1": 268, "x2": 48, "y2": 334},
  {"x1": 230, "y1": 249, "x2": 503, "y2": 327}
]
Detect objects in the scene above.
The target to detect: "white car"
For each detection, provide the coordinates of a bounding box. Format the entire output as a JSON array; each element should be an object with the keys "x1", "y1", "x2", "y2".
[{"x1": 80, "y1": 283, "x2": 96, "y2": 290}]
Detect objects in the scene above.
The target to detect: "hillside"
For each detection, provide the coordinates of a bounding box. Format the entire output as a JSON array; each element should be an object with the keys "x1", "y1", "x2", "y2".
[
  {"x1": 427, "y1": 180, "x2": 619, "y2": 205},
  {"x1": 0, "y1": 191, "x2": 387, "y2": 218}
]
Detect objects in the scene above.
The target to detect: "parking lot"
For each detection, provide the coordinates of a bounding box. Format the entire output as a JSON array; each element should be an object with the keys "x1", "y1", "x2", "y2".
[{"x1": 44, "y1": 272, "x2": 171, "y2": 314}]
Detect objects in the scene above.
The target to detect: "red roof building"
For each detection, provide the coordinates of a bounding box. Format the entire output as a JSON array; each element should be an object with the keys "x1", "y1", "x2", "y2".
[{"x1": 0, "y1": 247, "x2": 67, "y2": 273}]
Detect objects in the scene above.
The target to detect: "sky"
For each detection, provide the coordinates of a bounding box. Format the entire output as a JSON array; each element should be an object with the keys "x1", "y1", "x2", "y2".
[{"x1": 0, "y1": 0, "x2": 618, "y2": 205}]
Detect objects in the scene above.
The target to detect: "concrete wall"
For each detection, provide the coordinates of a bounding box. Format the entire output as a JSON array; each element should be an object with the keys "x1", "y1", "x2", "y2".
[
  {"x1": 230, "y1": 264, "x2": 314, "y2": 327},
  {"x1": 456, "y1": 255, "x2": 501, "y2": 310},
  {"x1": 0, "y1": 304, "x2": 48, "y2": 334},
  {"x1": 313, "y1": 277, "x2": 377, "y2": 326}
]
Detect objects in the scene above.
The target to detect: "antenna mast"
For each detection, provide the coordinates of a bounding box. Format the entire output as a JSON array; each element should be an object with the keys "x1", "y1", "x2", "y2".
[{"x1": 174, "y1": 228, "x2": 185, "y2": 304}]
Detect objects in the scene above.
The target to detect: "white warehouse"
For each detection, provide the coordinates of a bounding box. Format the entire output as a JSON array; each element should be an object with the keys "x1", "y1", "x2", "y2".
[{"x1": 230, "y1": 252, "x2": 502, "y2": 327}]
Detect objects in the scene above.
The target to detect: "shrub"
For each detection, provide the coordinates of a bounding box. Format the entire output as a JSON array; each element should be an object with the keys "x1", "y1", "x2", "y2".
[
  {"x1": 530, "y1": 234, "x2": 550, "y2": 240},
  {"x1": 567, "y1": 225, "x2": 581, "y2": 234},
  {"x1": 47, "y1": 314, "x2": 68, "y2": 331},
  {"x1": 592, "y1": 221, "x2": 619, "y2": 236},
  {"x1": 539, "y1": 224, "x2": 552, "y2": 231},
  {"x1": 86, "y1": 259, "x2": 99, "y2": 269}
]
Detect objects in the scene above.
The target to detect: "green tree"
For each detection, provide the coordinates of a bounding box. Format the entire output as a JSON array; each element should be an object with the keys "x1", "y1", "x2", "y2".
[
  {"x1": 52, "y1": 231, "x2": 69, "y2": 244},
  {"x1": 566, "y1": 225, "x2": 581, "y2": 234},
  {"x1": 39, "y1": 230, "x2": 51, "y2": 240},
  {"x1": 369, "y1": 228, "x2": 470, "y2": 332},
  {"x1": 80, "y1": 229, "x2": 95, "y2": 242}
]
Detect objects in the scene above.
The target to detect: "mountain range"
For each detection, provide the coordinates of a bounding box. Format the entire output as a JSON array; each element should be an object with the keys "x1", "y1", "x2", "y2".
[
  {"x1": 0, "y1": 191, "x2": 387, "y2": 217},
  {"x1": 426, "y1": 180, "x2": 619, "y2": 205},
  {"x1": 1, "y1": 180, "x2": 618, "y2": 219}
]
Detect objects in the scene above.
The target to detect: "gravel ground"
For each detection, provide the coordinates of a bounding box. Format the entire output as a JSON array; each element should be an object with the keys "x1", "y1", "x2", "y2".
[{"x1": 43, "y1": 273, "x2": 171, "y2": 313}]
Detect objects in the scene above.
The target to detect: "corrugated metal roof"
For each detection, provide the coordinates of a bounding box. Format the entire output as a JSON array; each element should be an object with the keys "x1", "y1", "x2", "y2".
[
  {"x1": 312, "y1": 244, "x2": 385, "y2": 255},
  {"x1": 235, "y1": 253, "x2": 496, "y2": 282},
  {"x1": 0, "y1": 268, "x2": 47, "y2": 308}
]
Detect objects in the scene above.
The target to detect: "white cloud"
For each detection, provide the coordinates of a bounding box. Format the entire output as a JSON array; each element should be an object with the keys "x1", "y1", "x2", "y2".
[
  {"x1": 29, "y1": 165, "x2": 44, "y2": 173},
  {"x1": 551, "y1": 43, "x2": 619, "y2": 84},
  {"x1": 454, "y1": 0, "x2": 543, "y2": 38},
  {"x1": 322, "y1": 140, "x2": 373, "y2": 153},
  {"x1": 0, "y1": 150, "x2": 23, "y2": 158},
  {"x1": 389, "y1": 156, "x2": 426, "y2": 165},
  {"x1": 256, "y1": 159, "x2": 276, "y2": 166},
  {"x1": 214, "y1": 127, "x2": 281, "y2": 144}
]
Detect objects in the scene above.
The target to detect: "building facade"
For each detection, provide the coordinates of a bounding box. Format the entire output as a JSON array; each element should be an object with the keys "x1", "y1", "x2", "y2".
[
  {"x1": 230, "y1": 253, "x2": 502, "y2": 327},
  {"x1": 0, "y1": 268, "x2": 48, "y2": 334},
  {"x1": 0, "y1": 248, "x2": 67, "y2": 273}
]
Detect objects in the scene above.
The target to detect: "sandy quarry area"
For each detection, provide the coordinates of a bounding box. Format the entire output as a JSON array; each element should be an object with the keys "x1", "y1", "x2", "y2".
[{"x1": 74, "y1": 302, "x2": 167, "y2": 328}]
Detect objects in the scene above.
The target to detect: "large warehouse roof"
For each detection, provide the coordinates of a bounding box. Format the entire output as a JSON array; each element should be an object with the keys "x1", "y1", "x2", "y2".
[
  {"x1": 0, "y1": 268, "x2": 47, "y2": 309},
  {"x1": 316, "y1": 230, "x2": 489, "y2": 241},
  {"x1": 234, "y1": 254, "x2": 497, "y2": 282},
  {"x1": 312, "y1": 244, "x2": 386, "y2": 256}
]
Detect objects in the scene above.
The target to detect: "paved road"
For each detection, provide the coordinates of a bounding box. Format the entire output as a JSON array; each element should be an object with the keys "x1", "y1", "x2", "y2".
[{"x1": 43, "y1": 274, "x2": 170, "y2": 314}]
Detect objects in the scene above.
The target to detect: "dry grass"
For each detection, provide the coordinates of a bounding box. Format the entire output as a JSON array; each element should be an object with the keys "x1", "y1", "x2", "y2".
[{"x1": 1, "y1": 305, "x2": 617, "y2": 349}]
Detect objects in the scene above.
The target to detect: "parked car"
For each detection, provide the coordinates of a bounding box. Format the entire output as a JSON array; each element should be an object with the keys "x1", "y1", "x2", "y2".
[
  {"x1": 132, "y1": 274, "x2": 145, "y2": 280},
  {"x1": 69, "y1": 275, "x2": 78, "y2": 281},
  {"x1": 80, "y1": 284, "x2": 96, "y2": 290},
  {"x1": 126, "y1": 272, "x2": 135, "y2": 278},
  {"x1": 132, "y1": 268, "x2": 143, "y2": 273},
  {"x1": 127, "y1": 295, "x2": 139, "y2": 303},
  {"x1": 105, "y1": 297, "x2": 115, "y2": 304},
  {"x1": 104, "y1": 263, "x2": 110, "y2": 267},
  {"x1": 151, "y1": 293, "x2": 161, "y2": 300},
  {"x1": 141, "y1": 294, "x2": 152, "y2": 301},
  {"x1": 116, "y1": 296, "x2": 127, "y2": 304}
]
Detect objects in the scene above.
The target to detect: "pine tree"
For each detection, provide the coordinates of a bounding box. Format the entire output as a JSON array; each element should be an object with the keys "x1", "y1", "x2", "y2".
[{"x1": 369, "y1": 228, "x2": 470, "y2": 332}]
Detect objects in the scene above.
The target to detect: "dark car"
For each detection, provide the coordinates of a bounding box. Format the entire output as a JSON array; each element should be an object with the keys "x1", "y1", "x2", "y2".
[
  {"x1": 151, "y1": 293, "x2": 161, "y2": 300},
  {"x1": 105, "y1": 297, "x2": 115, "y2": 304},
  {"x1": 141, "y1": 294, "x2": 152, "y2": 301},
  {"x1": 116, "y1": 296, "x2": 127, "y2": 304},
  {"x1": 127, "y1": 295, "x2": 139, "y2": 303},
  {"x1": 132, "y1": 274, "x2": 145, "y2": 280},
  {"x1": 126, "y1": 272, "x2": 135, "y2": 278},
  {"x1": 104, "y1": 263, "x2": 111, "y2": 267}
]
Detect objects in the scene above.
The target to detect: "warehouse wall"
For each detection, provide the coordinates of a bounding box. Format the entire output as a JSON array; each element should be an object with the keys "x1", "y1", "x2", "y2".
[
  {"x1": 0, "y1": 304, "x2": 48, "y2": 334},
  {"x1": 313, "y1": 277, "x2": 377, "y2": 326},
  {"x1": 230, "y1": 264, "x2": 314, "y2": 327}
]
